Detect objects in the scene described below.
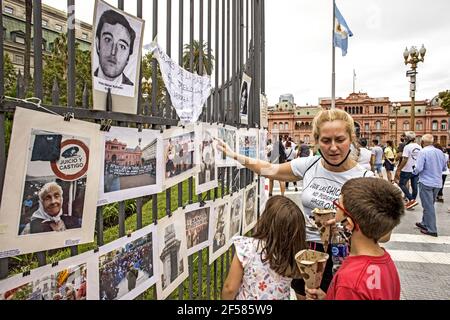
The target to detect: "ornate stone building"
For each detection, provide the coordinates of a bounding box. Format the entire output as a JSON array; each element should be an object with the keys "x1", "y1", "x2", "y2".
[
  {"x1": 2, "y1": 0, "x2": 92, "y2": 73},
  {"x1": 268, "y1": 92, "x2": 449, "y2": 147}
]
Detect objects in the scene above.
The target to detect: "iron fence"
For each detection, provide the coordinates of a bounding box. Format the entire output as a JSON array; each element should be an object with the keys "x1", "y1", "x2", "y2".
[{"x1": 0, "y1": 0, "x2": 265, "y2": 300}]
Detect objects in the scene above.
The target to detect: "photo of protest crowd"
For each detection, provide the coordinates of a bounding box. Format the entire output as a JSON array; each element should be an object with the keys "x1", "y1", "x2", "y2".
[
  {"x1": 0, "y1": 264, "x2": 87, "y2": 300},
  {"x1": 99, "y1": 234, "x2": 153, "y2": 300}
]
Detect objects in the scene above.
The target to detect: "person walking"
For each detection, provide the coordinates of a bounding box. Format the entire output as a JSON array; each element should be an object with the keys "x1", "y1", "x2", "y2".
[
  {"x1": 384, "y1": 140, "x2": 396, "y2": 183},
  {"x1": 436, "y1": 144, "x2": 449, "y2": 202},
  {"x1": 413, "y1": 134, "x2": 447, "y2": 237},
  {"x1": 370, "y1": 139, "x2": 384, "y2": 178},
  {"x1": 394, "y1": 131, "x2": 422, "y2": 210},
  {"x1": 356, "y1": 138, "x2": 372, "y2": 171}
]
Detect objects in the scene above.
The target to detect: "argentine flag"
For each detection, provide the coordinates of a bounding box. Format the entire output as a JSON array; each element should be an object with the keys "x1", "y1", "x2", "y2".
[{"x1": 334, "y1": 4, "x2": 353, "y2": 56}]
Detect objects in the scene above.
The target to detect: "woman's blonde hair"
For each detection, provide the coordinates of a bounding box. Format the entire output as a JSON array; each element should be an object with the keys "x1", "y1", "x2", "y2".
[{"x1": 312, "y1": 109, "x2": 356, "y2": 143}]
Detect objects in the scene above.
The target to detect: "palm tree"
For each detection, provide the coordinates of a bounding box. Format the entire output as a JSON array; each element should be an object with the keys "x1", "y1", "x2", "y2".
[
  {"x1": 182, "y1": 40, "x2": 214, "y2": 76},
  {"x1": 24, "y1": 0, "x2": 32, "y2": 91}
]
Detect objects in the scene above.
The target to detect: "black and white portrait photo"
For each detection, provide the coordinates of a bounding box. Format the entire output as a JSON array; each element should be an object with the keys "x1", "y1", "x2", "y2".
[
  {"x1": 92, "y1": 0, "x2": 144, "y2": 98},
  {"x1": 239, "y1": 73, "x2": 252, "y2": 125}
]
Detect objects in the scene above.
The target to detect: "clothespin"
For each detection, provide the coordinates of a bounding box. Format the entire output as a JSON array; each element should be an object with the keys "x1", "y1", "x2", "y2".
[
  {"x1": 63, "y1": 112, "x2": 74, "y2": 122},
  {"x1": 153, "y1": 217, "x2": 158, "y2": 225},
  {"x1": 52, "y1": 261, "x2": 59, "y2": 267},
  {"x1": 94, "y1": 247, "x2": 99, "y2": 253},
  {"x1": 127, "y1": 230, "x2": 132, "y2": 238},
  {"x1": 137, "y1": 124, "x2": 143, "y2": 132},
  {"x1": 22, "y1": 270, "x2": 31, "y2": 277},
  {"x1": 167, "y1": 208, "x2": 172, "y2": 217},
  {"x1": 100, "y1": 119, "x2": 112, "y2": 132},
  {"x1": 160, "y1": 128, "x2": 164, "y2": 133}
]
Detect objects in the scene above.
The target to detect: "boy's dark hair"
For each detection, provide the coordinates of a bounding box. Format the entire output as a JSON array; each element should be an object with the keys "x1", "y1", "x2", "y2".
[
  {"x1": 341, "y1": 178, "x2": 404, "y2": 242},
  {"x1": 252, "y1": 195, "x2": 307, "y2": 278},
  {"x1": 372, "y1": 139, "x2": 378, "y2": 145}
]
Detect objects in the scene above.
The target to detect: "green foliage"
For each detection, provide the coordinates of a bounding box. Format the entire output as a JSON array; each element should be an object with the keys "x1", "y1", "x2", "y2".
[
  {"x1": 438, "y1": 90, "x2": 450, "y2": 113},
  {"x1": 182, "y1": 40, "x2": 215, "y2": 76},
  {"x1": 42, "y1": 34, "x2": 92, "y2": 106},
  {"x1": 141, "y1": 52, "x2": 166, "y2": 106},
  {"x1": 3, "y1": 54, "x2": 17, "y2": 96}
]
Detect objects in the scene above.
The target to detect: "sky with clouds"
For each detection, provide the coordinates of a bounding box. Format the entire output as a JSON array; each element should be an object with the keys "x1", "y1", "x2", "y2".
[{"x1": 42, "y1": 0, "x2": 450, "y2": 106}]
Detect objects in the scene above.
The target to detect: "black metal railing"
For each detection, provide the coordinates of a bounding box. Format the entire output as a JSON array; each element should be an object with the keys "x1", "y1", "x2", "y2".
[{"x1": 0, "y1": 0, "x2": 265, "y2": 300}]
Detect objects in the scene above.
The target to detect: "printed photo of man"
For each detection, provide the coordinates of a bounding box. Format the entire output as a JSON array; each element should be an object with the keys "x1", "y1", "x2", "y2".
[{"x1": 94, "y1": 9, "x2": 135, "y2": 86}]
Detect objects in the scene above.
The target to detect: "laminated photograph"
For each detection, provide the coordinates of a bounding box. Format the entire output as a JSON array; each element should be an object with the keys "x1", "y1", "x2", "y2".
[
  {"x1": 92, "y1": 0, "x2": 145, "y2": 113},
  {"x1": 92, "y1": 224, "x2": 157, "y2": 300},
  {"x1": 0, "y1": 250, "x2": 97, "y2": 300},
  {"x1": 162, "y1": 124, "x2": 198, "y2": 189},
  {"x1": 258, "y1": 128, "x2": 269, "y2": 162},
  {"x1": 239, "y1": 73, "x2": 252, "y2": 125},
  {"x1": 0, "y1": 108, "x2": 101, "y2": 258},
  {"x1": 208, "y1": 197, "x2": 231, "y2": 264},
  {"x1": 156, "y1": 210, "x2": 188, "y2": 300},
  {"x1": 98, "y1": 126, "x2": 163, "y2": 205},
  {"x1": 182, "y1": 202, "x2": 211, "y2": 256},
  {"x1": 216, "y1": 125, "x2": 237, "y2": 167},
  {"x1": 242, "y1": 182, "x2": 258, "y2": 235},
  {"x1": 195, "y1": 123, "x2": 218, "y2": 194},
  {"x1": 237, "y1": 128, "x2": 258, "y2": 169},
  {"x1": 259, "y1": 177, "x2": 268, "y2": 213},
  {"x1": 228, "y1": 191, "x2": 244, "y2": 243}
]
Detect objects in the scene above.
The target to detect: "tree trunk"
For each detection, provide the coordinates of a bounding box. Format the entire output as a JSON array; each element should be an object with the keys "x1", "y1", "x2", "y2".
[{"x1": 24, "y1": 0, "x2": 32, "y2": 92}]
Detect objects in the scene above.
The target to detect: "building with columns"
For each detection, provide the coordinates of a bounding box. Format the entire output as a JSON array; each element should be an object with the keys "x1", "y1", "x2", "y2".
[{"x1": 268, "y1": 92, "x2": 449, "y2": 147}]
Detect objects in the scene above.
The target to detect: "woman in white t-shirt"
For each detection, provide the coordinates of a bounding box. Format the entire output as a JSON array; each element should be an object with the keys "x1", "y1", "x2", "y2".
[
  {"x1": 356, "y1": 138, "x2": 372, "y2": 171},
  {"x1": 216, "y1": 108, "x2": 373, "y2": 299}
]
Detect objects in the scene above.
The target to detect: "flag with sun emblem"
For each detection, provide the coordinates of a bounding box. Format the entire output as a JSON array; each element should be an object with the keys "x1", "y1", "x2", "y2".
[{"x1": 334, "y1": 4, "x2": 353, "y2": 56}]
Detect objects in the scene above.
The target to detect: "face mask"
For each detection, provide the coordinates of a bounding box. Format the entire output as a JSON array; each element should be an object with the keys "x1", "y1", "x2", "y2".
[{"x1": 319, "y1": 149, "x2": 352, "y2": 167}]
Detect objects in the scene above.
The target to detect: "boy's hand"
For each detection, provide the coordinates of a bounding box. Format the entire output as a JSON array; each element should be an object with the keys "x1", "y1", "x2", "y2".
[{"x1": 305, "y1": 287, "x2": 326, "y2": 300}]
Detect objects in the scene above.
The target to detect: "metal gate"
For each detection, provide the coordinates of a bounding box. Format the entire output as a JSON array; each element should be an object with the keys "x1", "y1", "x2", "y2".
[{"x1": 0, "y1": 0, "x2": 265, "y2": 299}]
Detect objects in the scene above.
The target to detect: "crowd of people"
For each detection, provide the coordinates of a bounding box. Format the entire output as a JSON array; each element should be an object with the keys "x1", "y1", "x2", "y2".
[
  {"x1": 217, "y1": 108, "x2": 448, "y2": 300},
  {"x1": 99, "y1": 241, "x2": 153, "y2": 300}
]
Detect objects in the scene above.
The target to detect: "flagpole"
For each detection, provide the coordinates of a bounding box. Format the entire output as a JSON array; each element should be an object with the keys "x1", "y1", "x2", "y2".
[
  {"x1": 353, "y1": 69, "x2": 355, "y2": 93},
  {"x1": 331, "y1": 0, "x2": 336, "y2": 109}
]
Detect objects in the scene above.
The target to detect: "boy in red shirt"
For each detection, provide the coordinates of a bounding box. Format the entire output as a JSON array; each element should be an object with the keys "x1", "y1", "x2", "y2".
[{"x1": 306, "y1": 177, "x2": 404, "y2": 300}]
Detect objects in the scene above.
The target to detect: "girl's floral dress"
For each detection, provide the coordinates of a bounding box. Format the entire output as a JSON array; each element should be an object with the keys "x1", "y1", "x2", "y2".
[{"x1": 234, "y1": 236, "x2": 292, "y2": 300}]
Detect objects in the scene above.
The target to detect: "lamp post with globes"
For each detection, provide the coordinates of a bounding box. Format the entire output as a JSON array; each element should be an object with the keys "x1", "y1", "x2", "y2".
[
  {"x1": 403, "y1": 45, "x2": 426, "y2": 129},
  {"x1": 391, "y1": 102, "x2": 401, "y2": 146}
]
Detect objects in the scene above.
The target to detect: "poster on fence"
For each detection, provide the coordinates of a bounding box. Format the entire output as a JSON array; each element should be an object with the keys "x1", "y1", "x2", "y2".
[
  {"x1": 0, "y1": 108, "x2": 101, "y2": 258},
  {"x1": 195, "y1": 123, "x2": 218, "y2": 194},
  {"x1": 162, "y1": 125, "x2": 199, "y2": 189},
  {"x1": 239, "y1": 73, "x2": 252, "y2": 125},
  {"x1": 216, "y1": 125, "x2": 237, "y2": 167},
  {"x1": 237, "y1": 128, "x2": 258, "y2": 169},
  {"x1": 146, "y1": 41, "x2": 212, "y2": 123},
  {"x1": 156, "y1": 210, "x2": 188, "y2": 300},
  {"x1": 97, "y1": 126, "x2": 163, "y2": 205},
  {"x1": 90, "y1": 224, "x2": 158, "y2": 300},
  {"x1": 208, "y1": 198, "x2": 231, "y2": 264},
  {"x1": 0, "y1": 250, "x2": 97, "y2": 300},
  {"x1": 92, "y1": 0, "x2": 145, "y2": 113},
  {"x1": 182, "y1": 202, "x2": 211, "y2": 256},
  {"x1": 259, "y1": 177, "x2": 269, "y2": 213},
  {"x1": 242, "y1": 182, "x2": 258, "y2": 235},
  {"x1": 228, "y1": 191, "x2": 244, "y2": 243},
  {"x1": 258, "y1": 128, "x2": 269, "y2": 162}
]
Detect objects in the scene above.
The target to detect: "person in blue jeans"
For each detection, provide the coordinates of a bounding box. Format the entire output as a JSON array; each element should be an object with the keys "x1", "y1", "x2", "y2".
[
  {"x1": 395, "y1": 131, "x2": 422, "y2": 210},
  {"x1": 413, "y1": 134, "x2": 447, "y2": 237}
]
